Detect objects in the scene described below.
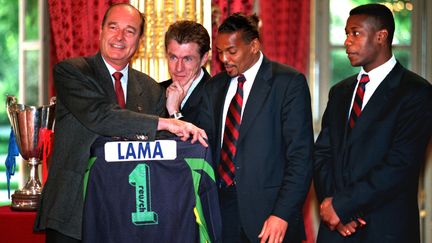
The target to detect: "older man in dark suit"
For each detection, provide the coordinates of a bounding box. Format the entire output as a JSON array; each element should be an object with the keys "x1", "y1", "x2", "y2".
[
  {"x1": 34, "y1": 3, "x2": 207, "y2": 242},
  {"x1": 160, "y1": 20, "x2": 211, "y2": 124},
  {"x1": 314, "y1": 4, "x2": 432, "y2": 242},
  {"x1": 199, "y1": 13, "x2": 314, "y2": 243}
]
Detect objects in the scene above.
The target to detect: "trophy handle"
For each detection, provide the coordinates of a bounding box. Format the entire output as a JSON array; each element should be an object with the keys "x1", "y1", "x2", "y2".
[
  {"x1": 48, "y1": 96, "x2": 56, "y2": 131},
  {"x1": 49, "y1": 96, "x2": 56, "y2": 105},
  {"x1": 6, "y1": 95, "x2": 17, "y2": 109},
  {"x1": 6, "y1": 95, "x2": 17, "y2": 123}
]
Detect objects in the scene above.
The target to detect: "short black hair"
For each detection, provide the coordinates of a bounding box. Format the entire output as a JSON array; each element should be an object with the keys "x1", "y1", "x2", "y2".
[
  {"x1": 102, "y1": 3, "x2": 146, "y2": 38},
  {"x1": 217, "y1": 13, "x2": 260, "y2": 43},
  {"x1": 164, "y1": 20, "x2": 210, "y2": 58},
  {"x1": 350, "y1": 3, "x2": 395, "y2": 46}
]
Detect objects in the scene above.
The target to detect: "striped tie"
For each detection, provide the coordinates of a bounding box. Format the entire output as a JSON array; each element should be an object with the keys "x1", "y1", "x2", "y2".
[
  {"x1": 349, "y1": 74, "x2": 369, "y2": 128},
  {"x1": 218, "y1": 74, "x2": 246, "y2": 187}
]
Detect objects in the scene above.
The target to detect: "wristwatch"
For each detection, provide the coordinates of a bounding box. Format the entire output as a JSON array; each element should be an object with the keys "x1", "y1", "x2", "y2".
[{"x1": 170, "y1": 112, "x2": 184, "y2": 119}]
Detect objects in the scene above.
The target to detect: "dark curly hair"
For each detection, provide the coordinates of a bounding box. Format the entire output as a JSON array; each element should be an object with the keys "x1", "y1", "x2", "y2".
[{"x1": 217, "y1": 13, "x2": 260, "y2": 43}]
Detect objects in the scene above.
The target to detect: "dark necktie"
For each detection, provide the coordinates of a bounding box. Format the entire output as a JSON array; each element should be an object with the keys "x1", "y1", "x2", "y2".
[
  {"x1": 348, "y1": 74, "x2": 370, "y2": 128},
  {"x1": 113, "y1": 72, "x2": 125, "y2": 108},
  {"x1": 218, "y1": 74, "x2": 246, "y2": 187}
]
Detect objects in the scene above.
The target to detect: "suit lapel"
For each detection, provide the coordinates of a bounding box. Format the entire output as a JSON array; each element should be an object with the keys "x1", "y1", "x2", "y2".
[
  {"x1": 92, "y1": 53, "x2": 148, "y2": 113},
  {"x1": 125, "y1": 69, "x2": 146, "y2": 112},
  {"x1": 331, "y1": 77, "x2": 357, "y2": 173},
  {"x1": 237, "y1": 57, "x2": 272, "y2": 144},
  {"x1": 338, "y1": 76, "x2": 357, "y2": 144},
  {"x1": 182, "y1": 68, "x2": 210, "y2": 114},
  {"x1": 348, "y1": 62, "x2": 404, "y2": 142},
  {"x1": 91, "y1": 53, "x2": 118, "y2": 104}
]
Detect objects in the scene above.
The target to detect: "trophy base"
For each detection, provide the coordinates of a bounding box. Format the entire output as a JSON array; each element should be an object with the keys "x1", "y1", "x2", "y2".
[{"x1": 11, "y1": 191, "x2": 41, "y2": 211}]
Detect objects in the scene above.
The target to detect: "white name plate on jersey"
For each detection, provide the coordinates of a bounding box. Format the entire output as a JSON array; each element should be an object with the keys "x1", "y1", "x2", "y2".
[{"x1": 104, "y1": 140, "x2": 177, "y2": 162}]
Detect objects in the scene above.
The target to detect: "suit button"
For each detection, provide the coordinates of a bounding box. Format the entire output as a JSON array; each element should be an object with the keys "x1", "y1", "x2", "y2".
[{"x1": 136, "y1": 134, "x2": 148, "y2": 140}]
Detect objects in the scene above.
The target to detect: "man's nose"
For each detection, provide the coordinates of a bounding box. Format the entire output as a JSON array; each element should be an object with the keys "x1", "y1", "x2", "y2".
[
  {"x1": 175, "y1": 59, "x2": 184, "y2": 71},
  {"x1": 115, "y1": 30, "x2": 125, "y2": 40},
  {"x1": 344, "y1": 36, "x2": 351, "y2": 47},
  {"x1": 219, "y1": 52, "x2": 228, "y2": 63}
]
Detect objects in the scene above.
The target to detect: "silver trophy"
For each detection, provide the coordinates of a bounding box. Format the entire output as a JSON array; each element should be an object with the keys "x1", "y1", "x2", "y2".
[{"x1": 6, "y1": 95, "x2": 56, "y2": 211}]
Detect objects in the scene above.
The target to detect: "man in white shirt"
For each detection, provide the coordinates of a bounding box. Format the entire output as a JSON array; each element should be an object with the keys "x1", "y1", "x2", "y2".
[
  {"x1": 199, "y1": 13, "x2": 314, "y2": 243},
  {"x1": 34, "y1": 4, "x2": 207, "y2": 242},
  {"x1": 161, "y1": 20, "x2": 211, "y2": 124},
  {"x1": 314, "y1": 4, "x2": 432, "y2": 242}
]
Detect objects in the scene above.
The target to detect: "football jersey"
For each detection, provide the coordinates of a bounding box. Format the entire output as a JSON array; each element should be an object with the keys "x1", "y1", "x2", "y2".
[{"x1": 82, "y1": 138, "x2": 221, "y2": 243}]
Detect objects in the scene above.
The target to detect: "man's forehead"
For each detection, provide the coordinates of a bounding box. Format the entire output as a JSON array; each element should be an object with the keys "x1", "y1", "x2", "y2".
[
  {"x1": 216, "y1": 32, "x2": 246, "y2": 46},
  {"x1": 168, "y1": 41, "x2": 200, "y2": 53},
  {"x1": 105, "y1": 6, "x2": 141, "y2": 24}
]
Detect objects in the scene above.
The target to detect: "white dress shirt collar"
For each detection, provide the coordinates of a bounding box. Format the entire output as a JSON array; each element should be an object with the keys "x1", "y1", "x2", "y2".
[
  {"x1": 358, "y1": 55, "x2": 397, "y2": 84},
  {"x1": 242, "y1": 51, "x2": 264, "y2": 85},
  {"x1": 349, "y1": 55, "x2": 397, "y2": 114},
  {"x1": 102, "y1": 57, "x2": 129, "y2": 100}
]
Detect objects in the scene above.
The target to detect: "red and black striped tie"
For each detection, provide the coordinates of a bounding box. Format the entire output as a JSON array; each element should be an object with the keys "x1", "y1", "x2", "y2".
[
  {"x1": 349, "y1": 74, "x2": 369, "y2": 129},
  {"x1": 218, "y1": 74, "x2": 246, "y2": 187}
]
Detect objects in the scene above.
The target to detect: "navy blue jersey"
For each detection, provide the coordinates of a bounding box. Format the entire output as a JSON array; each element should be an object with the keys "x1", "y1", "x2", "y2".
[{"x1": 82, "y1": 138, "x2": 221, "y2": 243}]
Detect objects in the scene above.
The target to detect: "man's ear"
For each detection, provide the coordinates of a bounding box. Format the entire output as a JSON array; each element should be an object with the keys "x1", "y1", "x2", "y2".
[
  {"x1": 99, "y1": 27, "x2": 103, "y2": 41},
  {"x1": 250, "y1": 38, "x2": 261, "y2": 54},
  {"x1": 377, "y1": 29, "x2": 389, "y2": 44},
  {"x1": 200, "y1": 52, "x2": 210, "y2": 67},
  {"x1": 138, "y1": 35, "x2": 145, "y2": 46}
]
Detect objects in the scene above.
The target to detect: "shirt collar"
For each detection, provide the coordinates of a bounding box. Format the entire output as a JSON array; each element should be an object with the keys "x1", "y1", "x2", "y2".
[
  {"x1": 102, "y1": 57, "x2": 129, "y2": 81},
  {"x1": 358, "y1": 55, "x2": 397, "y2": 82},
  {"x1": 241, "y1": 51, "x2": 263, "y2": 82}
]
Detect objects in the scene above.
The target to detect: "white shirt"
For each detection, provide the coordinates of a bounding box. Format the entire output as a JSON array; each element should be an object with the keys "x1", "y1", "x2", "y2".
[
  {"x1": 348, "y1": 55, "x2": 397, "y2": 116},
  {"x1": 181, "y1": 68, "x2": 204, "y2": 109},
  {"x1": 102, "y1": 58, "x2": 129, "y2": 101},
  {"x1": 221, "y1": 52, "x2": 264, "y2": 146}
]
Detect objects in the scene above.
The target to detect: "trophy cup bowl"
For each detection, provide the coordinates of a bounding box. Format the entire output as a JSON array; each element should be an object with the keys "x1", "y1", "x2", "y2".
[{"x1": 6, "y1": 95, "x2": 56, "y2": 211}]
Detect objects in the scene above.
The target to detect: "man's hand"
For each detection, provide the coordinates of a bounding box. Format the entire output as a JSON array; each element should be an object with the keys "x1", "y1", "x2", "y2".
[
  {"x1": 258, "y1": 215, "x2": 288, "y2": 243},
  {"x1": 157, "y1": 118, "x2": 207, "y2": 147},
  {"x1": 336, "y1": 221, "x2": 357, "y2": 237},
  {"x1": 166, "y1": 82, "x2": 185, "y2": 115},
  {"x1": 319, "y1": 197, "x2": 340, "y2": 230},
  {"x1": 336, "y1": 217, "x2": 366, "y2": 237}
]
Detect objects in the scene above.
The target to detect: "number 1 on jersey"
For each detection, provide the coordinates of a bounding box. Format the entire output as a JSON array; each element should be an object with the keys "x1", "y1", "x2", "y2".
[{"x1": 129, "y1": 164, "x2": 158, "y2": 225}]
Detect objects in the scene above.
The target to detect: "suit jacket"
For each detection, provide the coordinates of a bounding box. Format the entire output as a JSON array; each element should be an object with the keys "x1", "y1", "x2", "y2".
[
  {"x1": 160, "y1": 67, "x2": 211, "y2": 124},
  {"x1": 314, "y1": 62, "x2": 432, "y2": 243},
  {"x1": 198, "y1": 56, "x2": 314, "y2": 242},
  {"x1": 34, "y1": 52, "x2": 167, "y2": 239}
]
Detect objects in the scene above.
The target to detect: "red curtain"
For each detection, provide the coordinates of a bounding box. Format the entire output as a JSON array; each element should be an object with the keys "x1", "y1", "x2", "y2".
[
  {"x1": 259, "y1": 2, "x2": 313, "y2": 242},
  {"x1": 259, "y1": 0, "x2": 310, "y2": 74},
  {"x1": 48, "y1": 0, "x2": 127, "y2": 97}
]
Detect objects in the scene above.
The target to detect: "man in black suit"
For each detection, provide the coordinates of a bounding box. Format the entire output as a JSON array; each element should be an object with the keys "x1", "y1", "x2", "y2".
[
  {"x1": 314, "y1": 4, "x2": 432, "y2": 242},
  {"x1": 160, "y1": 20, "x2": 211, "y2": 124},
  {"x1": 199, "y1": 13, "x2": 314, "y2": 243},
  {"x1": 34, "y1": 3, "x2": 207, "y2": 242}
]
